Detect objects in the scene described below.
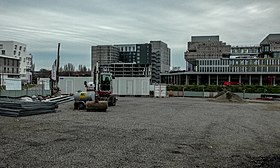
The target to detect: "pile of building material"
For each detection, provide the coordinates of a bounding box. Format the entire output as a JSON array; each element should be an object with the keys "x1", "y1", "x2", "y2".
[
  {"x1": 0, "y1": 97, "x2": 58, "y2": 117},
  {"x1": 214, "y1": 90, "x2": 244, "y2": 103}
]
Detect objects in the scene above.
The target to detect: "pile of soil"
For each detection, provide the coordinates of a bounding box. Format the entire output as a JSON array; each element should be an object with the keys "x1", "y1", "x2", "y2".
[{"x1": 214, "y1": 90, "x2": 244, "y2": 103}]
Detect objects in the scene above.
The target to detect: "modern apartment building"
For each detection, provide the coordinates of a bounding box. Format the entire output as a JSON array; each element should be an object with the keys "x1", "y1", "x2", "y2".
[
  {"x1": 91, "y1": 41, "x2": 170, "y2": 84},
  {"x1": 150, "y1": 41, "x2": 171, "y2": 83},
  {"x1": 0, "y1": 41, "x2": 33, "y2": 83},
  {"x1": 114, "y1": 43, "x2": 152, "y2": 65},
  {"x1": 0, "y1": 54, "x2": 20, "y2": 85},
  {"x1": 91, "y1": 45, "x2": 120, "y2": 72},
  {"x1": 161, "y1": 34, "x2": 280, "y2": 86}
]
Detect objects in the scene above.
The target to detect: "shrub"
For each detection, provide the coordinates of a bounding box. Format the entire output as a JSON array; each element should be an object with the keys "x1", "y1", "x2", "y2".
[{"x1": 167, "y1": 84, "x2": 280, "y2": 93}]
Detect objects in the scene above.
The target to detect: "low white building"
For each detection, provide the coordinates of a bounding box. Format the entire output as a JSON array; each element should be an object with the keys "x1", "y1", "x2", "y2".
[{"x1": 0, "y1": 41, "x2": 33, "y2": 83}]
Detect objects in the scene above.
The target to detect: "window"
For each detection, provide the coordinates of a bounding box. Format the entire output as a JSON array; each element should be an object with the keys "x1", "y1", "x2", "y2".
[
  {"x1": 15, "y1": 45, "x2": 17, "y2": 49},
  {"x1": 1, "y1": 50, "x2": 5, "y2": 55},
  {"x1": 14, "y1": 50, "x2": 16, "y2": 55},
  {"x1": 4, "y1": 67, "x2": 6, "y2": 73},
  {"x1": 12, "y1": 60, "x2": 14, "y2": 66},
  {"x1": 23, "y1": 47, "x2": 26, "y2": 52},
  {"x1": 12, "y1": 68, "x2": 14, "y2": 73},
  {"x1": 18, "y1": 52, "x2": 21, "y2": 56},
  {"x1": 0, "y1": 44, "x2": 3, "y2": 49},
  {"x1": 19, "y1": 46, "x2": 22, "y2": 50}
]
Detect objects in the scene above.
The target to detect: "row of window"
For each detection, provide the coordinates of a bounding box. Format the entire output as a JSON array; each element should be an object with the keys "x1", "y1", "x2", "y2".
[
  {"x1": 2, "y1": 50, "x2": 25, "y2": 56},
  {"x1": 3, "y1": 67, "x2": 19, "y2": 73},
  {"x1": 231, "y1": 48, "x2": 260, "y2": 54},
  {"x1": 198, "y1": 59, "x2": 280, "y2": 66},
  {"x1": 3, "y1": 58, "x2": 19, "y2": 66},
  {"x1": 119, "y1": 45, "x2": 150, "y2": 52},
  {"x1": 14, "y1": 50, "x2": 21, "y2": 56},
  {"x1": 199, "y1": 66, "x2": 280, "y2": 73},
  {"x1": 120, "y1": 46, "x2": 136, "y2": 52},
  {"x1": 14, "y1": 45, "x2": 26, "y2": 52}
]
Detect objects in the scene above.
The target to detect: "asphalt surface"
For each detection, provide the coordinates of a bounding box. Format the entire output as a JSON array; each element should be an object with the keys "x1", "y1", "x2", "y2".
[{"x1": 1, "y1": 97, "x2": 280, "y2": 167}]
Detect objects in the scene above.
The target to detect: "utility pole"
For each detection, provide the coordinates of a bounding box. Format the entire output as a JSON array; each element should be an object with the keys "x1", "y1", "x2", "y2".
[{"x1": 56, "y1": 43, "x2": 60, "y2": 84}]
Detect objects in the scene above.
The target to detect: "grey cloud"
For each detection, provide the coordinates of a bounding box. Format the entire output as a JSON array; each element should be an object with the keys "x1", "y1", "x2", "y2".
[{"x1": 0, "y1": 0, "x2": 280, "y2": 70}]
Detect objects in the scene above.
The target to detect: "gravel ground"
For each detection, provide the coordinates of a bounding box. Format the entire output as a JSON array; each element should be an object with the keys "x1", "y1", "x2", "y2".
[{"x1": 1, "y1": 97, "x2": 280, "y2": 168}]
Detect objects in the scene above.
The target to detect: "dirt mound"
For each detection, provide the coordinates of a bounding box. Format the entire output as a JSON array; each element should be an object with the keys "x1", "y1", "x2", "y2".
[{"x1": 214, "y1": 91, "x2": 244, "y2": 103}]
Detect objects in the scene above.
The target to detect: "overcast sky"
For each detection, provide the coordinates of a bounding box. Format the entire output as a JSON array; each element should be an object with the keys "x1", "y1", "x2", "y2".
[{"x1": 0, "y1": 0, "x2": 279, "y2": 70}]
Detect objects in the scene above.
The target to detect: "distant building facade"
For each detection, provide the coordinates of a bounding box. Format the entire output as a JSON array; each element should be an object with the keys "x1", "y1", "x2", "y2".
[
  {"x1": 150, "y1": 41, "x2": 171, "y2": 83},
  {"x1": 231, "y1": 46, "x2": 260, "y2": 58},
  {"x1": 260, "y1": 34, "x2": 280, "y2": 58},
  {"x1": 115, "y1": 43, "x2": 152, "y2": 65},
  {"x1": 184, "y1": 35, "x2": 231, "y2": 70},
  {"x1": 0, "y1": 54, "x2": 20, "y2": 86},
  {"x1": 91, "y1": 41, "x2": 170, "y2": 84},
  {"x1": 162, "y1": 34, "x2": 280, "y2": 86},
  {"x1": 91, "y1": 45, "x2": 120, "y2": 72},
  {"x1": 0, "y1": 41, "x2": 33, "y2": 83}
]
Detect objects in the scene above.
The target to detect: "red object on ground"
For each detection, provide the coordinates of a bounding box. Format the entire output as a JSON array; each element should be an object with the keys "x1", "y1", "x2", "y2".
[{"x1": 224, "y1": 81, "x2": 241, "y2": 86}]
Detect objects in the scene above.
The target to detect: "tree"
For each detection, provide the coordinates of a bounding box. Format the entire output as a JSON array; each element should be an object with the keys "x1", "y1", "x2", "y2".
[
  {"x1": 63, "y1": 63, "x2": 75, "y2": 72},
  {"x1": 78, "y1": 64, "x2": 87, "y2": 72},
  {"x1": 38, "y1": 69, "x2": 51, "y2": 78},
  {"x1": 77, "y1": 64, "x2": 89, "y2": 72}
]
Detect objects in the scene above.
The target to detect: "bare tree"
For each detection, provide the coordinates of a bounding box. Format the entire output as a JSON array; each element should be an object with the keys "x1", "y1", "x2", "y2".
[
  {"x1": 63, "y1": 63, "x2": 75, "y2": 72},
  {"x1": 59, "y1": 67, "x2": 63, "y2": 72},
  {"x1": 78, "y1": 64, "x2": 88, "y2": 72}
]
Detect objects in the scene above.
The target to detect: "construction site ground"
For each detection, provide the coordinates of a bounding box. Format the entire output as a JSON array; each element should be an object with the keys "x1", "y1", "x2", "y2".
[{"x1": 1, "y1": 97, "x2": 280, "y2": 167}]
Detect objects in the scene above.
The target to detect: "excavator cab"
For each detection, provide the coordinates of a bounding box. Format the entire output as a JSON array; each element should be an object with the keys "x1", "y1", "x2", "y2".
[
  {"x1": 100, "y1": 73, "x2": 112, "y2": 91},
  {"x1": 97, "y1": 73, "x2": 117, "y2": 106}
]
